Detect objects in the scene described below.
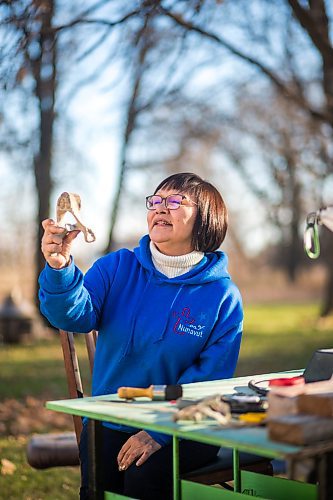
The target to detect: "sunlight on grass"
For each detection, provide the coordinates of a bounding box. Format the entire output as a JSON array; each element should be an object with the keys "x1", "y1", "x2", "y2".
[
  {"x1": 236, "y1": 303, "x2": 333, "y2": 376},
  {"x1": 0, "y1": 337, "x2": 91, "y2": 400}
]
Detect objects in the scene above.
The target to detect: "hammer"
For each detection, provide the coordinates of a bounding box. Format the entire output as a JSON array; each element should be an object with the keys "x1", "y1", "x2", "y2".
[{"x1": 117, "y1": 384, "x2": 183, "y2": 401}]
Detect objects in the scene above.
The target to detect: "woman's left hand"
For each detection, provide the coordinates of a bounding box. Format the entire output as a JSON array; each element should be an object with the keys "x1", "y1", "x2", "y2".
[{"x1": 117, "y1": 431, "x2": 161, "y2": 470}]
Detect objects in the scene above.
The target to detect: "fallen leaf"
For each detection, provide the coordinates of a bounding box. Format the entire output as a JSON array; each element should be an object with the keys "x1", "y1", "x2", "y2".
[{"x1": 1, "y1": 458, "x2": 16, "y2": 475}]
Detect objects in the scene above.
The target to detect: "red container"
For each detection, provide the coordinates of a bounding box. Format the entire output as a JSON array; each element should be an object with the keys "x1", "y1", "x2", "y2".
[{"x1": 269, "y1": 376, "x2": 305, "y2": 387}]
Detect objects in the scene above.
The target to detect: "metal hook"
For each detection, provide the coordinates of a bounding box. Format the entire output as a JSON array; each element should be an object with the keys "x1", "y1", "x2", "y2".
[{"x1": 304, "y1": 211, "x2": 320, "y2": 259}]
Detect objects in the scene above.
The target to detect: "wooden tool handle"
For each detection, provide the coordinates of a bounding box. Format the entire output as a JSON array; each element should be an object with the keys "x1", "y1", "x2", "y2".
[{"x1": 118, "y1": 385, "x2": 153, "y2": 400}]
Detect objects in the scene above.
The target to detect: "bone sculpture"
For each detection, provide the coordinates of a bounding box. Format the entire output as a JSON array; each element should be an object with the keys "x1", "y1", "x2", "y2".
[{"x1": 55, "y1": 191, "x2": 96, "y2": 243}]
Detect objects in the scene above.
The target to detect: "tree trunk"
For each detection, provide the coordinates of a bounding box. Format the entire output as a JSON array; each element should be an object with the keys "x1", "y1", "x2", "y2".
[
  {"x1": 320, "y1": 265, "x2": 333, "y2": 317},
  {"x1": 31, "y1": 0, "x2": 56, "y2": 305},
  {"x1": 320, "y1": 230, "x2": 333, "y2": 317},
  {"x1": 286, "y1": 154, "x2": 302, "y2": 282},
  {"x1": 104, "y1": 38, "x2": 149, "y2": 254}
]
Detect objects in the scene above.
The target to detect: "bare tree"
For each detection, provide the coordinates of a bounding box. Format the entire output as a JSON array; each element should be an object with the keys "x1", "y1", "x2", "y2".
[
  {"x1": 157, "y1": 0, "x2": 333, "y2": 128},
  {"x1": 2, "y1": 0, "x2": 333, "y2": 315},
  {"x1": 0, "y1": 1, "x2": 57, "y2": 301},
  {"x1": 104, "y1": 15, "x2": 155, "y2": 252},
  {"x1": 0, "y1": 1, "x2": 147, "y2": 302},
  {"x1": 149, "y1": 0, "x2": 333, "y2": 312},
  {"x1": 220, "y1": 87, "x2": 332, "y2": 282}
]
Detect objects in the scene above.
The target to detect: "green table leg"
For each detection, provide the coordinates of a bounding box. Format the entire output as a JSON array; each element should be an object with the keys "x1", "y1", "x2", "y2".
[
  {"x1": 233, "y1": 448, "x2": 240, "y2": 493},
  {"x1": 173, "y1": 435, "x2": 180, "y2": 500}
]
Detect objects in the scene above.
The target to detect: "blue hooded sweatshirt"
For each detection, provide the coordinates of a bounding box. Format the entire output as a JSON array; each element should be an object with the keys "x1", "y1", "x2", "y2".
[{"x1": 39, "y1": 235, "x2": 243, "y2": 446}]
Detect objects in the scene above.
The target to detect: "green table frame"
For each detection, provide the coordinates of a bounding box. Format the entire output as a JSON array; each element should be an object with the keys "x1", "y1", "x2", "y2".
[{"x1": 46, "y1": 371, "x2": 333, "y2": 499}]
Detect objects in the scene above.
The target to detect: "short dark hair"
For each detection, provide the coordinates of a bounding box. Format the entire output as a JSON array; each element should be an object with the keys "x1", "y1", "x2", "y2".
[{"x1": 154, "y1": 172, "x2": 228, "y2": 252}]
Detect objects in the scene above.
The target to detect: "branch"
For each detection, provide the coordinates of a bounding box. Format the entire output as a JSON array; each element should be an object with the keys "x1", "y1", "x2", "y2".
[
  {"x1": 52, "y1": 9, "x2": 141, "y2": 33},
  {"x1": 287, "y1": 0, "x2": 333, "y2": 60},
  {"x1": 72, "y1": 0, "x2": 112, "y2": 20},
  {"x1": 159, "y1": 4, "x2": 333, "y2": 125}
]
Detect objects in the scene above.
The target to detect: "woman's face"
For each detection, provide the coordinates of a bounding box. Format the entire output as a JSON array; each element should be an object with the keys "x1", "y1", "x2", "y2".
[{"x1": 147, "y1": 188, "x2": 198, "y2": 256}]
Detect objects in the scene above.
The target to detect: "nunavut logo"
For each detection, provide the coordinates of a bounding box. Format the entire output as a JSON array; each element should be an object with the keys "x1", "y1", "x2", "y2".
[{"x1": 172, "y1": 307, "x2": 206, "y2": 338}]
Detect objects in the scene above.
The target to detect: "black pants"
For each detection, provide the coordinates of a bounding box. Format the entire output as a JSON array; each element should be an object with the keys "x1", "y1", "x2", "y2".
[{"x1": 79, "y1": 422, "x2": 219, "y2": 500}]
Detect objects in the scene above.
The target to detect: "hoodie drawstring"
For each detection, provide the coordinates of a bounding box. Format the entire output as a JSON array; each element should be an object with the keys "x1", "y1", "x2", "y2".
[
  {"x1": 120, "y1": 272, "x2": 153, "y2": 359},
  {"x1": 153, "y1": 284, "x2": 184, "y2": 343},
  {"x1": 121, "y1": 280, "x2": 185, "y2": 357}
]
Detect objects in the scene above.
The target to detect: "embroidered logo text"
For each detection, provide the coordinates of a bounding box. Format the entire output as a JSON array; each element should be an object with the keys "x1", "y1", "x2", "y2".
[{"x1": 172, "y1": 307, "x2": 206, "y2": 338}]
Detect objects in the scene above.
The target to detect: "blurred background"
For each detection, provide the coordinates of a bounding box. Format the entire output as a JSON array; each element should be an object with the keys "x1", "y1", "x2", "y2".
[{"x1": 1, "y1": 1, "x2": 333, "y2": 498}]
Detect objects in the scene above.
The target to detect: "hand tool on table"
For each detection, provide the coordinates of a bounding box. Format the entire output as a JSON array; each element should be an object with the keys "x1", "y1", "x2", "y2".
[
  {"x1": 117, "y1": 384, "x2": 183, "y2": 401},
  {"x1": 248, "y1": 375, "x2": 304, "y2": 396},
  {"x1": 238, "y1": 412, "x2": 267, "y2": 424}
]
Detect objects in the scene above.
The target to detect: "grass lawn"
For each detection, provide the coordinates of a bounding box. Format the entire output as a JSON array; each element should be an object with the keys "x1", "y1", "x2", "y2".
[
  {"x1": 0, "y1": 335, "x2": 91, "y2": 401},
  {"x1": 0, "y1": 335, "x2": 90, "y2": 499},
  {"x1": 0, "y1": 436, "x2": 80, "y2": 500},
  {"x1": 236, "y1": 303, "x2": 333, "y2": 376},
  {"x1": 0, "y1": 303, "x2": 332, "y2": 499}
]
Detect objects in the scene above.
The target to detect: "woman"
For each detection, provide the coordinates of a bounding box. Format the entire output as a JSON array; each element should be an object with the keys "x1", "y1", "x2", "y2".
[{"x1": 39, "y1": 172, "x2": 243, "y2": 499}]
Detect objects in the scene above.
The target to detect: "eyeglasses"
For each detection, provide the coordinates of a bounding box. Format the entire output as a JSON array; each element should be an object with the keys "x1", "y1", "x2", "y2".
[{"x1": 146, "y1": 194, "x2": 195, "y2": 210}]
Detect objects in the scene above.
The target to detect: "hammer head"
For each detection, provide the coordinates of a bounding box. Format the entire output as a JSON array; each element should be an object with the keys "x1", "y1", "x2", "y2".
[{"x1": 163, "y1": 385, "x2": 183, "y2": 401}]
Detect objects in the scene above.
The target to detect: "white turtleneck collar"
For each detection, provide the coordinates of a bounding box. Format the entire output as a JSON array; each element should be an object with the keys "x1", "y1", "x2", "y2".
[{"x1": 150, "y1": 241, "x2": 204, "y2": 278}]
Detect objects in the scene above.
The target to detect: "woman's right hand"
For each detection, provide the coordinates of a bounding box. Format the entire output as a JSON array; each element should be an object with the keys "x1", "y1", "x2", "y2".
[{"x1": 41, "y1": 219, "x2": 80, "y2": 269}]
